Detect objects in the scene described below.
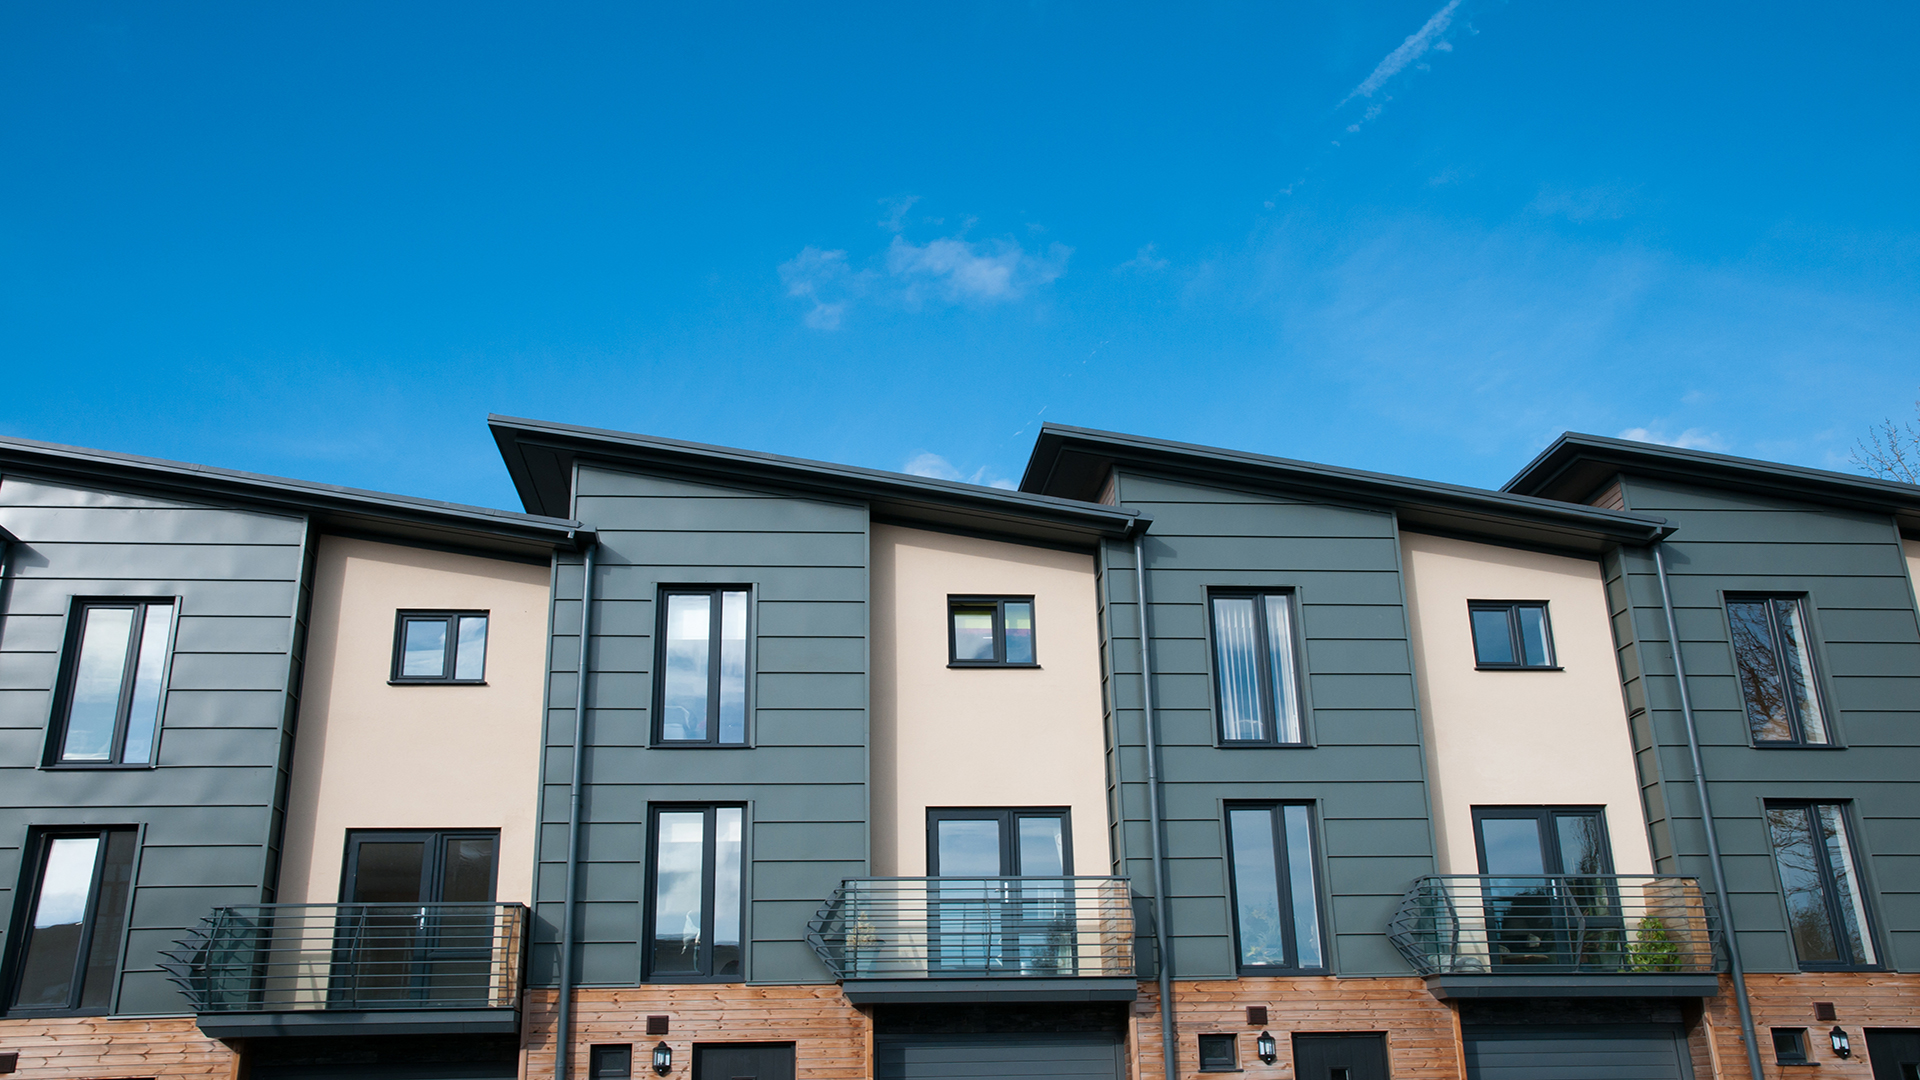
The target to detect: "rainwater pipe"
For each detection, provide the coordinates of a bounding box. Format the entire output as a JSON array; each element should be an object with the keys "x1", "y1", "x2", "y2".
[
  {"x1": 1132, "y1": 528, "x2": 1177, "y2": 1080},
  {"x1": 555, "y1": 539, "x2": 597, "y2": 1080}
]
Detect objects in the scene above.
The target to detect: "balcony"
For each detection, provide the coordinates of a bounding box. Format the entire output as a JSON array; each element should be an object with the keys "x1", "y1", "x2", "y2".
[
  {"x1": 1386, "y1": 875, "x2": 1724, "y2": 999},
  {"x1": 807, "y1": 877, "x2": 1139, "y2": 1003},
  {"x1": 161, "y1": 903, "x2": 527, "y2": 1037}
]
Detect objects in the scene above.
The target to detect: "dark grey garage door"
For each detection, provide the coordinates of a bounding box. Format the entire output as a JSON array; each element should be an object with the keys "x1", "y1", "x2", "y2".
[
  {"x1": 1464, "y1": 1024, "x2": 1693, "y2": 1080},
  {"x1": 876, "y1": 1033, "x2": 1124, "y2": 1080}
]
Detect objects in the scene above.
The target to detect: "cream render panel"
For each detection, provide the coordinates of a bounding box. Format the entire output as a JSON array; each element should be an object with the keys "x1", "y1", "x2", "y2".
[
  {"x1": 870, "y1": 524, "x2": 1109, "y2": 877},
  {"x1": 1905, "y1": 539, "x2": 1920, "y2": 610},
  {"x1": 278, "y1": 536, "x2": 550, "y2": 905},
  {"x1": 1400, "y1": 531, "x2": 1654, "y2": 876}
]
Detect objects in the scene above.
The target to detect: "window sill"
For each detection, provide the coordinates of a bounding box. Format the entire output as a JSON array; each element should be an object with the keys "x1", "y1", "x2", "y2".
[
  {"x1": 387, "y1": 680, "x2": 488, "y2": 686},
  {"x1": 947, "y1": 662, "x2": 1042, "y2": 669},
  {"x1": 1751, "y1": 742, "x2": 1845, "y2": 750},
  {"x1": 1216, "y1": 742, "x2": 1314, "y2": 750},
  {"x1": 1774, "y1": 1062, "x2": 1820, "y2": 1068},
  {"x1": 649, "y1": 743, "x2": 753, "y2": 750},
  {"x1": 43, "y1": 762, "x2": 156, "y2": 770},
  {"x1": 1474, "y1": 665, "x2": 1563, "y2": 672}
]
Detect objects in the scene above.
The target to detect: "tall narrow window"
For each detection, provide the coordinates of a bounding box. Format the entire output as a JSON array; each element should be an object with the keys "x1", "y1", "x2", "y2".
[
  {"x1": 1727, "y1": 596, "x2": 1830, "y2": 745},
  {"x1": 646, "y1": 806, "x2": 743, "y2": 980},
  {"x1": 1468, "y1": 601, "x2": 1556, "y2": 669},
  {"x1": 1209, "y1": 591, "x2": 1302, "y2": 744},
  {"x1": 948, "y1": 597, "x2": 1037, "y2": 666},
  {"x1": 926, "y1": 808, "x2": 1072, "y2": 876},
  {"x1": 8, "y1": 829, "x2": 137, "y2": 1013},
  {"x1": 655, "y1": 588, "x2": 749, "y2": 745},
  {"x1": 391, "y1": 611, "x2": 489, "y2": 684},
  {"x1": 1766, "y1": 802, "x2": 1876, "y2": 969},
  {"x1": 1225, "y1": 804, "x2": 1324, "y2": 972},
  {"x1": 51, "y1": 599, "x2": 175, "y2": 765}
]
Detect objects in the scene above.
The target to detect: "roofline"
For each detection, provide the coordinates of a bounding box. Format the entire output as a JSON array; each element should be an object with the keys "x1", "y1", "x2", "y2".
[
  {"x1": 489, "y1": 414, "x2": 1147, "y2": 544},
  {"x1": 1021, "y1": 423, "x2": 1671, "y2": 550},
  {"x1": 0, "y1": 435, "x2": 588, "y2": 553}
]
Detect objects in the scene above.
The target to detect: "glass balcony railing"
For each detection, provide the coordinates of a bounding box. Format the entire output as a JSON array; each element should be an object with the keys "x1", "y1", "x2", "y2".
[
  {"x1": 161, "y1": 903, "x2": 527, "y2": 1014},
  {"x1": 807, "y1": 877, "x2": 1135, "y2": 981},
  {"x1": 1387, "y1": 875, "x2": 1722, "y2": 976}
]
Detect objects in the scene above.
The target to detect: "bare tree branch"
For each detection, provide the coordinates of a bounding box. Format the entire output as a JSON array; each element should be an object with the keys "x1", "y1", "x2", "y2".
[{"x1": 1851, "y1": 396, "x2": 1920, "y2": 484}]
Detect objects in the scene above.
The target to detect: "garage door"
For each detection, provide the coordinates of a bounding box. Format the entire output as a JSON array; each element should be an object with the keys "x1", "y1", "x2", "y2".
[
  {"x1": 1464, "y1": 1024, "x2": 1693, "y2": 1080},
  {"x1": 876, "y1": 1033, "x2": 1125, "y2": 1080}
]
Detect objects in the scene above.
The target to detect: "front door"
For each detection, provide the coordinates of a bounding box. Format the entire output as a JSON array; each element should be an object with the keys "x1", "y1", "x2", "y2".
[
  {"x1": 1474, "y1": 807, "x2": 1617, "y2": 969},
  {"x1": 693, "y1": 1043, "x2": 795, "y2": 1080},
  {"x1": 1867, "y1": 1029, "x2": 1920, "y2": 1080},
  {"x1": 337, "y1": 831, "x2": 498, "y2": 1005},
  {"x1": 1292, "y1": 1033, "x2": 1390, "y2": 1080}
]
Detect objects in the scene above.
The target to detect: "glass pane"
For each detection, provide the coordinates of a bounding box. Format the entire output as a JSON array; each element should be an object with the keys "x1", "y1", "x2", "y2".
[
  {"x1": 1263, "y1": 595, "x2": 1301, "y2": 742},
  {"x1": 713, "y1": 808, "x2": 743, "y2": 976},
  {"x1": 1228, "y1": 809, "x2": 1286, "y2": 967},
  {"x1": 1816, "y1": 805, "x2": 1875, "y2": 965},
  {"x1": 936, "y1": 819, "x2": 1002, "y2": 876},
  {"x1": 1554, "y1": 813, "x2": 1610, "y2": 875},
  {"x1": 1471, "y1": 608, "x2": 1516, "y2": 665},
  {"x1": 122, "y1": 604, "x2": 172, "y2": 764},
  {"x1": 351, "y1": 842, "x2": 427, "y2": 903},
  {"x1": 440, "y1": 837, "x2": 496, "y2": 902},
  {"x1": 402, "y1": 619, "x2": 448, "y2": 678},
  {"x1": 1017, "y1": 816, "x2": 1065, "y2": 876},
  {"x1": 78, "y1": 830, "x2": 137, "y2": 1010},
  {"x1": 1479, "y1": 817, "x2": 1547, "y2": 875},
  {"x1": 661, "y1": 594, "x2": 712, "y2": 741},
  {"x1": 1212, "y1": 598, "x2": 1267, "y2": 742},
  {"x1": 651, "y1": 812, "x2": 706, "y2": 973},
  {"x1": 1767, "y1": 806, "x2": 1840, "y2": 963},
  {"x1": 718, "y1": 591, "x2": 748, "y2": 744},
  {"x1": 1282, "y1": 805, "x2": 1322, "y2": 968},
  {"x1": 1774, "y1": 600, "x2": 1828, "y2": 744},
  {"x1": 1518, "y1": 606, "x2": 1551, "y2": 667},
  {"x1": 951, "y1": 604, "x2": 996, "y2": 661},
  {"x1": 1003, "y1": 601, "x2": 1034, "y2": 664},
  {"x1": 1728, "y1": 600, "x2": 1792, "y2": 741},
  {"x1": 64, "y1": 606, "x2": 135, "y2": 761},
  {"x1": 13, "y1": 836, "x2": 101, "y2": 1008},
  {"x1": 454, "y1": 616, "x2": 488, "y2": 681}
]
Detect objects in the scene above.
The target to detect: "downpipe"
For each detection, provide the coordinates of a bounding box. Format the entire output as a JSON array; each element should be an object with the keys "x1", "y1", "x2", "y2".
[
  {"x1": 555, "y1": 540, "x2": 597, "y2": 1080},
  {"x1": 1132, "y1": 530, "x2": 1178, "y2": 1080}
]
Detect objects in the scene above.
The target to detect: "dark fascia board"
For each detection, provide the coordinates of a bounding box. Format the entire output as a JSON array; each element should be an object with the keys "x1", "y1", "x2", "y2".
[
  {"x1": 0, "y1": 435, "x2": 587, "y2": 558},
  {"x1": 1422, "y1": 973, "x2": 1723, "y2": 1000},
  {"x1": 1021, "y1": 423, "x2": 1669, "y2": 554},
  {"x1": 838, "y1": 977, "x2": 1140, "y2": 1004},
  {"x1": 489, "y1": 414, "x2": 1147, "y2": 547},
  {"x1": 1506, "y1": 431, "x2": 1920, "y2": 531}
]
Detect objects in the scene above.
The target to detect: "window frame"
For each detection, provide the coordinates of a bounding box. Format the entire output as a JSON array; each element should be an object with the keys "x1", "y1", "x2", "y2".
[
  {"x1": 946, "y1": 595, "x2": 1039, "y2": 668},
  {"x1": 1467, "y1": 600, "x2": 1559, "y2": 670},
  {"x1": 4, "y1": 826, "x2": 139, "y2": 1017},
  {"x1": 1771, "y1": 1028, "x2": 1810, "y2": 1066},
  {"x1": 388, "y1": 610, "x2": 490, "y2": 685},
  {"x1": 642, "y1": 804, "x2": 747, "y2": 983},
  {"x1": 1206, "y1": 589, "x2": 1308, "y2": 747},
  {"x1": 1764, "y1": 800, "x2": 1881, "y2": 971},
  {"x1": 338, "y1": 828, "x2": 501, "y2": 903},
  {"x1": 45, "y1": 597, "x2": 178, "y2": 768},
  {"x1": 650, "y1": 586, "x2": 753, "y2": 747},
  {"x1": 1223, "y1": 801, "x2": 1329, "y2": 975},
  {"x1": 1196, "y1": 1034, "x2": 1239, "y2": 1073},
  {"x1": 1724, "y1": 594, "x2": 1835, "y2": 747},
  {"x1": 924, "y1": 807, "x2": 1074, "y2": 876},
  {"x1": 1470, "y1": 805, "x2": 1615, "y2": 875}
]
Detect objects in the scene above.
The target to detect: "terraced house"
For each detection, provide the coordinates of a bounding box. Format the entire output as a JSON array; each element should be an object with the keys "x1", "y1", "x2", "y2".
[{"x1": 0, "y1": 420, "x2": 1916, "y2": 1080}]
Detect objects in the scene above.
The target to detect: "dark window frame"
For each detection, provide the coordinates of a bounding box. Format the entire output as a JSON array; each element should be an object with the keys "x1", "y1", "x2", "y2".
[
  {"x1": 1470, "y1": 806, "x2": 1616, "y2": 875},
  {"x1": 1206, "y1": 589, "x2": 1309, "y2": 748},
  {"x1": 1724, "y1": 594, "x2": 1835, "y2": 747},
  {"x1": 1467, "y1": 600, "x2": 1559, "y2": 670},
  {"x1": 45, "y1": 597, "x2": 178, "y2": 768},
  {"x1": 1772, "y1": 1028, "x2": 1810, "y2": 1065},
  {"x1": 3, "y1": 826, "x2": 139, "y2": 1017},
  {"x1": 642, "y1": 803, "x2": 747, "y2": 983},
  {"x1": 1764, "y1": 799, "x2": 1881, "y2": 972},
  {"x1": 1224, "y1": 801, "x2": 1328, "y2": 975},
  {"x1": 924, "y1": 807, "x2": 1074, "y2": 876},
  {"x1": 588, "y1": 1044, "x2": 633, "y2": 1080},
  {"x1": 651, "y1": 586, "x2": 753, "y2": 747},
  {"x1": 1197, "y1": 1033, "x2": 1239, "y2": 1072},
  {"x1": 389, "y1": 610, "x2": 490, "y2": 685},
  {"x1": 338, "y1": 829, "x2": 501, "y2": 903},
  {"x1": 946, "y1": 595, "x2": 1039, "y2": 668}
]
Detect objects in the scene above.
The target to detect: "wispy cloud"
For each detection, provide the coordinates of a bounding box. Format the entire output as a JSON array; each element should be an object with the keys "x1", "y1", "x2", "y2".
[
  {"x1": 1342, "y1": 0, "x2": 1463, "y2": 106},
  {"x1": 1616, "y1": 427, "x2": 1728, "y2": 451},
  {"x1": 903, "y1": 452, "x2": 1018, "y2": 489},
  {"x1": 1530, "y1": 184, "x2": 1638, "y2": 223},
  {"x1": 778, "y1": 247, "x2": 871, "y2": 330},
  {"x1": 1117, "y1": 243, "x2": 1170, "y2": 273}
]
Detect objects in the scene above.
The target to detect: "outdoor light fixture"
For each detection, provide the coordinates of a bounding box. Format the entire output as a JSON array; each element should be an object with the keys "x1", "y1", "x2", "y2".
[
  {"x1": 1830, "y1": 1027, "x2": 1852, "y2": 1059},
  {"x1": 1256, "y1": 1031, "x2": 1278, "y2": 1065},
  {"x1": 652, "y1": 1042, "x2": 673, "y2": 1075}
]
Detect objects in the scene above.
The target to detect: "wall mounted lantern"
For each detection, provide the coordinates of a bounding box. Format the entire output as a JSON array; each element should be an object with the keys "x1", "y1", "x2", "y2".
[
  {"x1": 1256, "y1": 1031, "x2": 1278, "y2": 1066},
  {"x1": 1829, "y1": 1027, "x2": 1851, "y2": 1059},
  {"x1": 652, "y1": 1042, "x2": 674, "y2": 1075}
]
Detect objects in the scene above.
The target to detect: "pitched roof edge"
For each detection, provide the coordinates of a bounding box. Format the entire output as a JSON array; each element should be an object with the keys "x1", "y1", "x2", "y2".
[{"x1": 1504, "y1": 432, "x2": 1920, "y2": 512}]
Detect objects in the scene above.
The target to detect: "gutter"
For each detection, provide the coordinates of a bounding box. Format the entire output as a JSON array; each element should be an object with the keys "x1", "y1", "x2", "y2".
[
  {"x1": 555, "y1": 539, "x2": 598, "y2": 1080},
  {"x1": 1652, "y1": 542, "x2": 1764, "y2": 1080},
  {"x1": 1131, "y1": 528, "x2": 1177, "y2": 1080}
]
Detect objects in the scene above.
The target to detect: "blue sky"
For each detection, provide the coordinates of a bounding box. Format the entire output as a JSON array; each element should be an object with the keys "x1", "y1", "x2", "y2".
[{"x1": 4, "y1": 2, "x2": 1917, "y2": 509}]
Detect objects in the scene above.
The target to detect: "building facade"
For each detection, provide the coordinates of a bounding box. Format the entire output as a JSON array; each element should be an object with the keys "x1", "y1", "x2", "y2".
[{"x1": 1, "y1": 422, "x2": 1917, "y2": 1080}]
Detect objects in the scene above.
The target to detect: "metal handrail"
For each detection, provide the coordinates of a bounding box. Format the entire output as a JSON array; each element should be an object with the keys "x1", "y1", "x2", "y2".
[
  {"x1": 1386, "y1": 874, "x2": 1723, "y2": 976},
  {"x1": 807, "y1": 876, "x2": 1135, "y2": 980},
  {"x1": 161, "y1": 902, "x2": 528, "y2": 1013}
]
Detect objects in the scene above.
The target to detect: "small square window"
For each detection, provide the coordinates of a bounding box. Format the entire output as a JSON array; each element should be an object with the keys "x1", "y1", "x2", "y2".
[
  {"x1": 589, "y1": 1045, "x2": 633, "y2": 1080},
  {"x1": 49, "y1": 598, "x2": 176, "y2": 765},
  {"x1": 391, "y1": 611, "x2": 488, "y2": 684},
  {"x1": 948, "y1": 596, "x2": 1036, "y2": 667},
  {"x1": 1772, "y1": 1029, "x2": 1808, "y2": 1065},
  {"x1": 1197, "y1": 1034, "x2": 1237, "y2": 1072},
  {"x1": 1468, "y1": 601, "x2": 1555, "y2": 669}
]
